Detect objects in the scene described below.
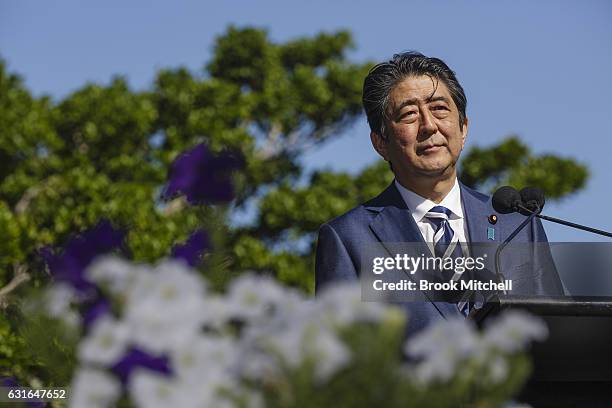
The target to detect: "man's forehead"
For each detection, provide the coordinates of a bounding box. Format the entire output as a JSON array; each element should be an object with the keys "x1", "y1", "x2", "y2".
[{"x1": 389, "y1": 75, "x2": 451, "y2": 107}]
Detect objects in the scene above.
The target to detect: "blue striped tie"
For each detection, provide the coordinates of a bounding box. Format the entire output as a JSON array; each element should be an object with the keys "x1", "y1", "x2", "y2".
[
  {"x1": 425, "y1": 205, "x2": 469, "y2": 316},
  {"x1": 425, "y1": 206, "x2": 462, "y2": 259}
]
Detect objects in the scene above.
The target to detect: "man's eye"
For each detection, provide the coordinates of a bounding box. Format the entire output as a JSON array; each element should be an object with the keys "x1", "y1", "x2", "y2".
[
  {"x1": 400, "y1": 111, "x2": 417, "y2": 119},
  {"x1": 431, "y1": 106, "x2": 449, "y2": 111}
]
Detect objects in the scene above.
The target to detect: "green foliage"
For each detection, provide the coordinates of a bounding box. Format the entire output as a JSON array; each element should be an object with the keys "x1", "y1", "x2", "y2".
[
  {"x1": 279, "y1": 30, "x2": 353, "y2": 68},
  {"x1": 254, "y1": 311, "x2": 532, "y2": 408},
  {"x1": 256, "y1": 314, "x2": 408, "y2": 408},
  {"x1": 250, "y1": 161, "x2": 392, "y2": 242},
  {"x1": 0, "y1": 315, "x2": 31, "y2": 380},
  {"x1": 17, "y1": 312, "x2": 79, "y2": 386},
  {"x1": 232, "y1": 161, "x2": 393, "y2": 289},
  {"x1": 0, "y1": 201, "x2": 21, "y2": 272},
  {"x1": 506, "y1": 155, "x2": 589, "y2": 199},
  {"x1": 1, "y1": 306, "x2": 77, "y2": 390},
  {"x1": 0, "y1": 25, "x2": 370, "y2": 292},
  {"x1": 0, "y1": 28, "x2": 588, "y2": 388},
  {"x1": 459, "y1": 136, "x2": 588, "y2": 199}
]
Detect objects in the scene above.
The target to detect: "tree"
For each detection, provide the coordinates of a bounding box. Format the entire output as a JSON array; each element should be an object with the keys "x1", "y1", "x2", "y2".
[
  {"x1": 0, "y1": 26, "x2": 588, "y2": 302},
  {"x1": 0, "y1": 26, "x2": 368, "y2": 298},
  {"x1": 0, "y1": 25, "x2": 589, "y2": 386},
  {"x1": 458, "y1": 136, "x2": 588, "y2": 198}
]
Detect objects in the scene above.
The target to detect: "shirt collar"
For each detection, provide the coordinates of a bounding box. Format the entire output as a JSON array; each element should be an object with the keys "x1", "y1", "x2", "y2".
[{"x1": 394, "y1": 178, "x2": 464, "y2": 223}]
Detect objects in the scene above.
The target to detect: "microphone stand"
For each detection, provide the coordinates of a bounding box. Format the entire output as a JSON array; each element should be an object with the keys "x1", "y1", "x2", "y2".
[
  {"x1": 494, "y1": 204, "x2": 541, "y2": 295},
  {"x1": 519, "y1": 205, "x2": 612, "y2": 238}
]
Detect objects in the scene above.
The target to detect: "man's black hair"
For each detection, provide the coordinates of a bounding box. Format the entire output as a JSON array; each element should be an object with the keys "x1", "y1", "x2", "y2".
[{"x1": 362, "y1": 51, "x2": 467, "y2": 138}]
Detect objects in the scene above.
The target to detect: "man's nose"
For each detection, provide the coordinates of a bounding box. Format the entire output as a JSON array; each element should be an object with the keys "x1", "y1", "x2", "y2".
[{"x1": 418, "y1": 108, "x2": 438, "y2": 138}]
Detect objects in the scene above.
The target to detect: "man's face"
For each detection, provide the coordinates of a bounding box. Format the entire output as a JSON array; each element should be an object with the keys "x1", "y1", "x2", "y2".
[{"x1": 371, "y1": 75, "x2": 468, "y2": 181}]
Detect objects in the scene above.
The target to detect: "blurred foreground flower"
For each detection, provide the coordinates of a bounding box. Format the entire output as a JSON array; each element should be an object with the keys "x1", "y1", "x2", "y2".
[
  {"x1": 0, "y1": 377, "x2": 45, "y2": 408},
  {"x1": 483, "y1": 310, "x2": 549, "y2": 353},
  {"x1": 163, "y1": 143, "x2": 244, "y2": 204},
  {"x1": 35, "y1": 256, "x2": 546, "y2": 407},
  {"x1": 41, "y1": 222, "x2": 213, "y2": 330},
  {"x1": 40, "y1": 219, "x2": 125, "y2": 294},
  {"x1": 405, "y1": 312, "x2": 546, "y2": 386},
  {"x1": 38, "y1": 220, "x2": 125, "y2": 330},
  {"x1": 171, "y1": 229, "x2": 211, "y2": 267}
]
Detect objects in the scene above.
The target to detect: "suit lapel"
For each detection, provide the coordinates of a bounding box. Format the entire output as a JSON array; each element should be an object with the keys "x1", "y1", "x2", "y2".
[
  {"x1": 365, "y1": 183, "x2": 459, "y2": 319},
  {"x1": 461, "y1": 183, "x2": 499, "y2": 274},
  {"x1": 367, "y1": 182, "x2": 497, "y2": 244},
  {"x1": 365, "y1": 182, "x2": 426, "y2": 248},
  {"x1": 461, "y1": 184, "x2": 491, "y2": 242}
]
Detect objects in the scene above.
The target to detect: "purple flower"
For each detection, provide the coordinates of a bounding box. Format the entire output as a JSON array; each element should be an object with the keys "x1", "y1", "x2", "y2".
[
  {"x1": 171, "y1": 229, "x2": 211, "y2": 267},
  {"x1": 82, "y1": 298, "x2": 112, "y2": 329},
  {"x1": 1, "y1": 377, "x2": 46, "y2": 408},
  {"x1": 40, "y1": 220, "x2": 125, "y2": 294},
  {"x1": 163, "y1": 143, "x2": 244, "y2": 204},
  {"x1": 1, "y1": 377, "x2": 19, "y2": 388},
  {"x1": 111, "y1": 348, "x2": 172, "y2": 384}
]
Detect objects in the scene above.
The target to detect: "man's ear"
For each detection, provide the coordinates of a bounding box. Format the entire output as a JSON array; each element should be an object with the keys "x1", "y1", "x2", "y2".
[
  {"x1": 370, "y1": 131, "x2": 389, "y2": 160},
  {"x1": 460, "y1": 117, "x2": 469, "y2": 149}
]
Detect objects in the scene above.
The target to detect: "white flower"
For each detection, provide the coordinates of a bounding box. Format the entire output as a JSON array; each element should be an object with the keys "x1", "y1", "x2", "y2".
[
  {"x1": 170, "y1": 336, "x2": 237, "y2": 384},
  {"x1": 488, "y1": 355, "x2": 509, "y2": 383},
  {"x1": 406, "y1": 318, "x2": 479, "y2": 359},
  {"x1": 127, "y1": 318, "x2": 198, "y2": 354},
  {"x1": 242, "y1": 291, "x2": 314, "y2": 341},
  {"x1": 45, "y1": 283, "x2": 76, "y2": 316},
  {"x1": 129, "y1": 370, "x2": 184, "y2": 408},
  {"x1": 235, "y1": 346, "x2": 279, "y2": 381},
  {"x1": 263, "y1": 321, "x2": 306, "y2": 369},
  {"x1": 483, "y1": 310, "x2": 548, "y2": 353},
  {"x1": 263, "y1": 320, "x2": 351, "y2": 382},
  {"x1": 125, "y1": 259, "x2": 207, "y2": 313},
  {"x1": 122, "y1": 264, "x2": 157, "y2": 305},
  {"x1": 405, "y1": 318, "x2": 480, "y2": 383},
  {"x1": 199, "y1": 295, "x2": 233, "y2": 330},
  {"x1": 87, "y1": 255, "x2": 145, "y2": 295},
  {"x1": 78, "y1": 315, "x2": 130, "y2": 366},
  {"x1": 69, "y1": 368, "x2": 121, "y2": 408},
  {"x1": 43, "y1": 283, "x2": 80, "y2": 327},
  {"x1": 267, "y1": 289, "x2": 311, "y2": 324},
  {"x1": 124, "y1": 259, "x2": 207, "y2": 352},
  {"x1": 308, "y1": 324, "x2": 352, "y2": 381},
  {"x1": 224, "y1": 273, "x2": 288, "y2": 323},
  {"x1": 410, "y1": 356, "x2": 456, "y2": 383},
  {"x1": 130, "y1": 369, "x2": 236, "y2": 408},
  {"x1": 316, "y1": 282, "x2": 391, "y2": 327}
]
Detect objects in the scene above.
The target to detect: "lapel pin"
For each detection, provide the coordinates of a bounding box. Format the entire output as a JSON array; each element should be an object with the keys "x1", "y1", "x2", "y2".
[
  {"x1": 487, "y1": 227, "x2": 495, "y2": 240},
  {"x1": 488, "y1": 214, "x2": 498, "y2": 225}
]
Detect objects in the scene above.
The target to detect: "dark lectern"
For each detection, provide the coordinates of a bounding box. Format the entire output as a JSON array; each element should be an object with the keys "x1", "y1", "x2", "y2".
[{"x1": 471, "y1": 295, "x2": 612, "y2": 407}]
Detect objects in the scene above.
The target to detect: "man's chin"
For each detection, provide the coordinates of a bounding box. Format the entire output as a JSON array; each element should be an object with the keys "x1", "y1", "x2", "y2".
[
  {"x1": 415, "y1": 165, "x2": 455, "y2": 179},
  {"x1": 394, "y1": 159, "x2": 457, "y2": 181},
  {"x1": 416, "y1": 163, "x2": 455, "y2": 177}
]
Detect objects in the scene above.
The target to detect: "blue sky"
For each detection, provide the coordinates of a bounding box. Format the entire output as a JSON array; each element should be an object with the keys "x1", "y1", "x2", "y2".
[{"x1": 1, "y1": 0, "x2": 611, "y2": 241}]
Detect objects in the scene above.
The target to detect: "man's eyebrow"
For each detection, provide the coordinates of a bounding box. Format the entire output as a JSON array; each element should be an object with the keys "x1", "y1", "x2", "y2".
[
  {"x1": 394, "y1": 98, "x2": 418, "y2": 113},
  {"x1": 427, "y1": 96, "x2": 450, "y2": 104},
  {"x1": 393, "y1": 96, "x2": 451, "y2": 113}
]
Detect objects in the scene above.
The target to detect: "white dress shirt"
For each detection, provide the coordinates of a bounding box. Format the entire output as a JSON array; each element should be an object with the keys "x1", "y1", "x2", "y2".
[{"x1": 394, "y1": 178, "x2": 470, "y2": 256}]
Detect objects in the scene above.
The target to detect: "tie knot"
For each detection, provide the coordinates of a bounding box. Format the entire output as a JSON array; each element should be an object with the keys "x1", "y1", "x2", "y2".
[{"x1": 425, "y1": 205, "x2": 453, "y2": 221}]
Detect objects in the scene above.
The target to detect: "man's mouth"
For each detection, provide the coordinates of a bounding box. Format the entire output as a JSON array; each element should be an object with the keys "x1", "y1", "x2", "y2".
[{"x1": 420, "y1": 145, "x2": 444, "y2": 154}]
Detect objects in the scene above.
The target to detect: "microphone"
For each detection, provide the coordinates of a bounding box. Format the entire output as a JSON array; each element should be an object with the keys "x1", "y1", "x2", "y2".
[
  {"x1": 519, "y1": 187, "x2": 545, "y2": 215},
  {"x1": 519, "y1": 187, "x2": 612, "y2": 239},
  {"x1": 492, "y1": 186, "x2": 542, "y2": 294},
  {"x1": 492, "y1": 186, "x2": 522, "y2": 214}
]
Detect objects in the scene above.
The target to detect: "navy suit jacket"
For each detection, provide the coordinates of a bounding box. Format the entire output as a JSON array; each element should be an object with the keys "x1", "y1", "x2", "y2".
[{"x1": 315, "y1": 182, "x2": 564, "y2": 335}]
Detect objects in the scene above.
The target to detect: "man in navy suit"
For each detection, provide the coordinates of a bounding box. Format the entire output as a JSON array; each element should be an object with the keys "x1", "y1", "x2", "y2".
[{"x1": 315, "y1": 52, "x2": 563, "y2": 334}]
